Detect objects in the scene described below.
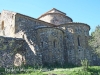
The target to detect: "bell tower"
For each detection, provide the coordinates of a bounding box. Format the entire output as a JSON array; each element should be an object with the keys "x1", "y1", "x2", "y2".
[{"x1": 38, "y1": 8, "x2": 73, "y2": 25}]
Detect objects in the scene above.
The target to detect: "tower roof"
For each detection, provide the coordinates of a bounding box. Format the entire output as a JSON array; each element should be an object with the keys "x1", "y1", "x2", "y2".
[
  {"x1": 46, "y1": 8, "x2": 66, "y2": 15},
  {"x1": 38, "y1": 8, "x2": 66, "y2": 19}
]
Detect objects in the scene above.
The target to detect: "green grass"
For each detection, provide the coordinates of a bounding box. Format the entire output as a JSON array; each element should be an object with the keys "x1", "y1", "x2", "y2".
[
  {"x1": 0, "y1": 66, "x2": 100, "y2": 75},
  {"x1": 43, "y1": 66, "x2": 100, "y2": 75}
]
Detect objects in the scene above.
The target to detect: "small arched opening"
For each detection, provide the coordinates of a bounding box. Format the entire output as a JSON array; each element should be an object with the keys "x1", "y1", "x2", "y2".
[
  {"x1": 1, "y1": 21, "x2": 4, "y2": 30},
  {"x1": 53, "y1": 40, "x2": 57, "y2": 48},
  {"x1": 77, "y1": 36, "x2": 80, "y2": 46}
]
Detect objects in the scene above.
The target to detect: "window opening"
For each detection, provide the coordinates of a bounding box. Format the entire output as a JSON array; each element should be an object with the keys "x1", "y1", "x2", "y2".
[
  {"x1": 53, "y1": 40, "x2": 56, "y2": 47},
  {"x1": 2, "y1": 21, "x2": 4, "y2": 30},
  {"x1": 41, "y1": 42, "x2": 43, "y2": 47},
  {"x1": 77, "y1": 36, "x2": 80, "y2": 46}
]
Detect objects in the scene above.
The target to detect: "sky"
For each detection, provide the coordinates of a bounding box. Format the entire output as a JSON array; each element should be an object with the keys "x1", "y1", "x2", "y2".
[{"x1": 0, "y1": 0, "x2": 100, "y2": 35}]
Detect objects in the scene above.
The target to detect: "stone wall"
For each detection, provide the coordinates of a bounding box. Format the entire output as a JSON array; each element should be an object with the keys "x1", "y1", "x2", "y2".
[
  {"x1": 38, "y1": 13, "x2": 72, "y2": 25},
  {"x1": 0, "y1": 36, "x2": 25, "y2": 68},
  {"x1": 58, "y1": 23, "x2": 90, "y2": 65},
  {"x1": 36, "y1": 27, "x2": 64, "y2": 64},
  {"x1": 0, "y1": 9, "x2": 93, "y2": 67},
  {"x1": 15, "y1": 14, "x2": 57, "y2": 65},
  {"x1": 0, "y1": 10, "x2": 16, "y2": 37},
  {"x1": 15, "y1": 13, "x2": 56, "y2": 38}
]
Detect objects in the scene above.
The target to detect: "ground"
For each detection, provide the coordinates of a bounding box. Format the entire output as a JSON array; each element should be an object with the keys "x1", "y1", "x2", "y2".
[{"x1": 0, "y1": 65, "x2": 100, "y2": 75}]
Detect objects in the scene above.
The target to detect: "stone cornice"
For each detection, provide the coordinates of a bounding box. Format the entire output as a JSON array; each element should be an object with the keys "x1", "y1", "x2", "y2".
[
  {"x1": 58, "y1": 22, "x2": 90, "y2": 30},
  {"x1": 36, "y1": 27, "x2": 64, "y2": 33}
]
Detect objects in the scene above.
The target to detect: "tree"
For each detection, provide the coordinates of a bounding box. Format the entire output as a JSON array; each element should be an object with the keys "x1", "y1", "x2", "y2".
[{"x1": 89, "y1": 25, "x2": 100, "y2": 57}]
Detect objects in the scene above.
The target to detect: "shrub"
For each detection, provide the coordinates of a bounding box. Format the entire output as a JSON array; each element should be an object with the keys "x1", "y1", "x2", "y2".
[{"x1": 81, "y1": 58, "x2": 89, "y2": 71}]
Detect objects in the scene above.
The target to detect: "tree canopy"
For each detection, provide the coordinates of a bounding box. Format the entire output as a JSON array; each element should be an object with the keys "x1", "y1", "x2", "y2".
[{"x1": 89, "y1": 25, "x2": 100, "y2": 57}]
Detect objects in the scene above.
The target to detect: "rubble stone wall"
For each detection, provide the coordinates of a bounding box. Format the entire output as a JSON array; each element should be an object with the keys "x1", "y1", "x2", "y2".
[
  {"x1": 15, "y1": 14, "x2": 58, "y2": 65},
  {"x1": 36, "y1": 27, "x2": 64, "y2": 64},
  {"x1": 0, "y1": 9, "x2": 93, "y2": 67},
  {"x1": 0, "y1": 10, "x2": 16, "y2": 37},
  {"x1": 0, "y1": 36, "x2": 25, "y2": 68},
  {"x1": 58, "y1": 23, "x2": 90, "y2": 65},
  {"x1": 39, "y1": 13, "x2": 72, "y2": 25}
]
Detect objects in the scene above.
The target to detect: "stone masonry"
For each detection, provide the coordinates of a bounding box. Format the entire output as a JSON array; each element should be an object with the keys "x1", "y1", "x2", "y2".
[{"x1": 0, "y1": 8, "x2": 93, "y2": 67}]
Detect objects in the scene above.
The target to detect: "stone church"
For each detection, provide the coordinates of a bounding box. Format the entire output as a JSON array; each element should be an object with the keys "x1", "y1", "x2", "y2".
[{"x1": 0, "y1": 8, "x2": 91, "y2": 67}]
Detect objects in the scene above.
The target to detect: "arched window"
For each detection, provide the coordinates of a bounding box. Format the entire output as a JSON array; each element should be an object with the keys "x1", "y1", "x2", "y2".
[
  {"x1": 53, "y1": 40, "x2": 56, "y2": 47},
  {"x1": 77, "y1": 36, "x2": 80, "y2": 46},
  {"x1": 41, "y1": 42, "x2": 43, "y2": 47},
  {"x1": 85, "y1": 36, "x2": 87, "y2": 48},
  {"x1": 1, "y1": 21, "x2": 4, "y2": 30}
]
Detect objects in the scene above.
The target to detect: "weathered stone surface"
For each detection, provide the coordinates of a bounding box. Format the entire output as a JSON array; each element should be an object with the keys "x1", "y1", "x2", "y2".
[
  {"x1": 57, "y1": 23, "x2": 90, "y2": 65},
  {"x1": 36, "y1": 27, "x2": 64, "y2": 64},
  {"x1": 0, "y1": 8, "x2": 97, "y2": 67},
  {"x1": 0, "y1": 36, "x2": 25, "y2": 68},
  {"x1": 0, "y1": 10, "x2": 16, "y2": 37},
  {"x1": 38, "y1": 8, "x2": 72, "y2": 25}
]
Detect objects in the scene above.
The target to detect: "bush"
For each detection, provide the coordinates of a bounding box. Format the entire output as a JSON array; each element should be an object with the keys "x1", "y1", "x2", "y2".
[{"x1": 81, "y1": 58, "x2": 89, "y2": 71}]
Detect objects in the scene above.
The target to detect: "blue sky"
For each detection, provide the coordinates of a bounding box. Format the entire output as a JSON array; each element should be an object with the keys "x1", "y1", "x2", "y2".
[{"x1": 0, "y1": 0, "x2": 100, "y2": 34}]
